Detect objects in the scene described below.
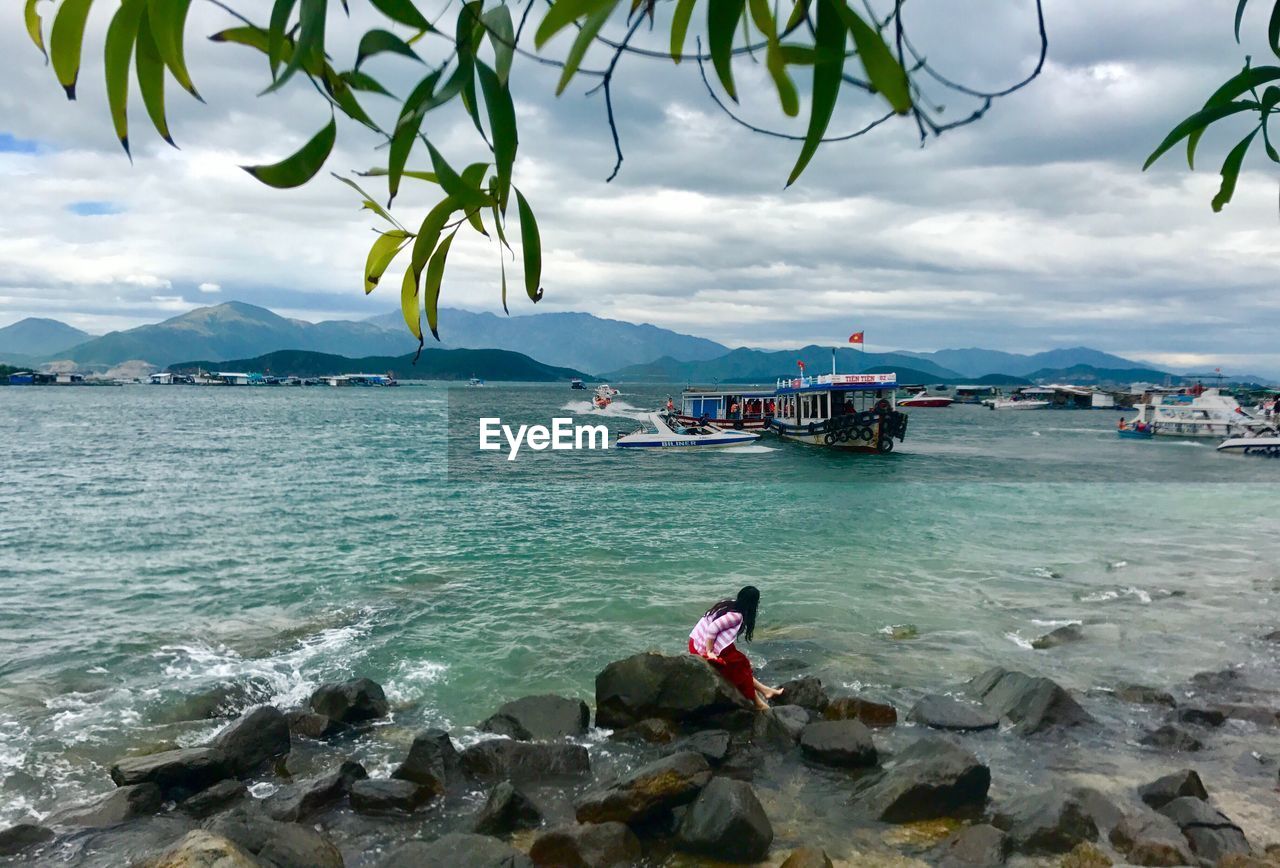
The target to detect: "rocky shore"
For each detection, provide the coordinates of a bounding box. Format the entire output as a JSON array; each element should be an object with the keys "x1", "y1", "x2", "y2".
[{"x1": 3, "y1": 646, "x2": 1279, "y2": 867}]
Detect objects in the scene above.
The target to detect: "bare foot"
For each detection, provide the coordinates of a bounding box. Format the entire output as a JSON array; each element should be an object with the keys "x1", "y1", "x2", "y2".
[
  {"x1": 763, "y1": 686, "x2": 784, "y2": 699},
  {"x1": 754, "y1": 699, "x2": 770, "y2": 711}
]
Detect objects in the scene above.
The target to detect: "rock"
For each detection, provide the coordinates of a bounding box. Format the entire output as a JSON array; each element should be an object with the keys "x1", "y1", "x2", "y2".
[
  {"x1": 265, "y1": 760, "x2": 367, "y2": 821},
  {"x1": 594, "y1": 652, "x2": 754, "y2": 729},
  {"x1": 140, "y1": 829, "x2": 258, "y2": 868},
  {"x1": 349, "y1": 778, "x2": 434, "y2": 814},
  {"x1": 966, "y1": 667, "x2": 1095, "y2": 735},
  {"x1": 1262, "y1": 630, "x2": 1280, "y2": 643},
  {"x1": 392, "y1": 728, "x2": 461, "y2": 790},
  {"x1": 853, "y1": 736, "x2": 990, "y2": 823},
  {"x1": 1031, "y1": 624, "x2": 1085, "y2": 650},
  {"x1": 1114, "y1": 684, "x2": 1177, "y2": 708},
  {"x1": 1190, "y1": 669, "x2": 1247, "y2": 694},
  {"x1": 575, "y1": 751, "x2": 712, "y2": 825},
  {"x1": 210, "y1": 706, "x2": 291, "y2": 777},
  {"x1": 909, "y1": 695, "x2": 1000, "y2": 732},
  {"x1": 1217, "y1": 855, "x2": 1278, "y2": 868},
  {"x1": 460, "y1": 739, "x2": 591, "y2": 783},
  {"x1": 608, "y1": 718, "x2": 677, "y2": 744},
  {"x1": 675, "y1": 730, "x2": 732, "y2": 765},
  {"x1": 0, "y1": 823, "x2": 54, "y2": 858},
  {"x1": 480, "y1": 694, "x2": 590, "y2": 740},
  {"x1": 48, "y1": 782, "x2": 162, "y2": 827},
  {"x1": 308, "y1": 677, "x2": 388, "y2": 724},
  {"x1": 1072, "y1": 787, "x2": 1124, "y2": 837},
  {"x1": 799, "y1": 719, "x2": 877, "y2": 767},
  {"x1": 1213, "y1": 704, "x2": 1280, "y2": 727},
  {"x1": 1138, "y1": 769, "x2": 1209, "y2": 809},
  {"x1": 1176, "y1": 707, "x2": 1227, "y2": 728},
  {"x1": 762, "y1": 657, "x2": 811, "y2": 675},
  {"x1": 938, "y1": 824, "x2": 1008, "y2": 867},
  {"x1": 180, "y1": 780, "x2": 247, "y2": 819},
  {"x1": 529, "y1": 822, "x2": 641, "y2": 867},
  {"x1": 1158, "y1": 797, "x2": 1250, "y2": 864},
  {"x1": 994, "y1": 789, "x2": 1098, "y2": 856},
  {"x1": 780, "y1": 847, "x2": 835, "y2": 868},
  {"x1": 771, "y1": 704, "x2": 810, "y2": 740},
  {"x1": 474, "y1": 781, "x2": 543, "y2": 836},
  {"x1": 1060, "y1": 841, "x2": 1111, "y2": 867},
  {"x1": 284, "y1": 709, "x2": 343, "y2": 740},
  {"x1": 110, "y1": 747, "x2": 232, "y2": 800},
  {"x1": 1141, "y1": 725, "x2": 1203, "y2": 752},
  {"x1": 162, "y1": 682, "x2": 271, "y2": 723},
  {"x1": 824, "y1": 696, "x2": 897, "y2": 727},
  {"x1": 1109, "y1": 812, "x2": 1195, "y2": 866},
  {"x1": 378, "y1": 832, "x2": 534, "y2": 868},
  {"x1": 205, "y1": 804, "x2": 343, "y2": 868},
  {"x1": 676, "y1": 776, "x2": 774, "y2": 862},
  {"x1": 775, "y1": 675, "x2": 830, "y2": 713}
]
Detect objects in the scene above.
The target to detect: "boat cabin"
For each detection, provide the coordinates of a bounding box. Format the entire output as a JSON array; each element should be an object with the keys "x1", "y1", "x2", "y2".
[{"x1": 678, "y1": 388, "x2": 776, "y2": 430}]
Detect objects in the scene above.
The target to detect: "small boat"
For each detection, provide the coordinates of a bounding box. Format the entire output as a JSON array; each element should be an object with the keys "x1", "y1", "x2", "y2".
[
  {"x1": 570, "y1": 378, "x2": 585, "y2": 390},
  {"x1": 1217, "y1": 434, "x2": 1280, "y2": 457},
  {"x1": 592, "y1": 384, "x2": 617, "y2": 409},
  {"x1": 467, "y1": 376, "x2": 485, "y2": 387},
  {"x1": 616, "y1": 413, "x2": 760, "y2": 449},
  {"x1": 1116, "y1": 419, "x2": 1155, "y2": 439},
  {"x1": 991, "y1": 398, "x2": 1051, "y2": 410},
  {"x1": 898, "y1": 392, "x2": 953, "y2": 408}
]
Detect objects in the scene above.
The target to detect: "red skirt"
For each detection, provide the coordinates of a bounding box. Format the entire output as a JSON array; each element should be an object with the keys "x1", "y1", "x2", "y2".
[{"x1": 688, "y1": 638, "x2": 755, "y2": 702}]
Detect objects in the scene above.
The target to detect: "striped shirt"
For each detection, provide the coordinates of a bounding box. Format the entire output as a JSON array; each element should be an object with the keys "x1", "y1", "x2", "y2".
[{"x1": 690, "y1": 609, "x2": 743, "y2": 656}]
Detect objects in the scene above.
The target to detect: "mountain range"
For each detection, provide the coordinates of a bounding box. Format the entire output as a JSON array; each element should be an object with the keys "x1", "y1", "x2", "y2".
[
  {"x1": 168, "y1": 348, "x2": 587, "y2": 381},
  {"x1": 897, "y1": 346, "x2": 1158, "y2": 378},
  {"x1": 0, "y1": 317, "x2": 90, "y2": 361}
]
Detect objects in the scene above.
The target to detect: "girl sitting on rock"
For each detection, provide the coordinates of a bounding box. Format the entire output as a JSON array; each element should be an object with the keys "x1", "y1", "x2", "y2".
[{"x1": 688, "y1": 585, "x2": 783, "y2": 711}]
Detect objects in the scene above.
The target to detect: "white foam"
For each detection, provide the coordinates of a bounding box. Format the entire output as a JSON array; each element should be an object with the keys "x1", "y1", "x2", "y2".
[
  {"x1": 717, "y1": 444, "x2": 777, "y2": 454},
  {"x1": 560, "y1": 400, "x2": 652, "y2": 421},
  {"x1": 1005, "y1": 632, "x2": 1035, "y2": 650},
  {"x1": 1031, "y1": 618, "x2": 1082, "y2": 627},
  {"x1": 384, "y1": 660, "x2": 449, "y2": 704},
  {"x1": 1080, "y1": 586, "x2": 1151, "y2": 604}
]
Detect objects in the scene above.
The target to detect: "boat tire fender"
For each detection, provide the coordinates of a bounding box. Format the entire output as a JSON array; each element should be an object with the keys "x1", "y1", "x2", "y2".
[
  {"x1": 855, "y1": 426, "x2": 873, "y2": 442},
  {"x1": 837, "y1": 430, "x2": 851, "y2": 443},
  {"x1": 823, "y1": 432, "x2": 837, "y2": 446},
  {"x1": 877, "y1": 437, "x2": 894, "y2": 454}
]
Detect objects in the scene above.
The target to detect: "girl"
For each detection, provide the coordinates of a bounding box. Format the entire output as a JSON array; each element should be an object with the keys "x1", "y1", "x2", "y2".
[{"x1": 688, "y1": 586, "x2": 783, "y2": 711}]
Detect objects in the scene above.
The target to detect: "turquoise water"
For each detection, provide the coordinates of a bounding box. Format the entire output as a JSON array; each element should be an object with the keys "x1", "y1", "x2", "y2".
[{"x1": 2, "y1": 384, "x2": 1279, "y2": 852}]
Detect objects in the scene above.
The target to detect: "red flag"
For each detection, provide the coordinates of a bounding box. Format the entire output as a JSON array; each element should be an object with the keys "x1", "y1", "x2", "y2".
[
  {"x1": 848, "y1": 332, "x2": 864, "y2": 344},
  {"x1": 797, "y1": 360, "x2": 805, "y2": 370}
]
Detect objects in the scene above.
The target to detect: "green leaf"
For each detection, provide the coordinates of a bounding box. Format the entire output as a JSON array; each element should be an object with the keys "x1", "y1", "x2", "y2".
[
  {"x1": 748, "y1": 0, "x2": 798, "y2": 117},
  {"x1": 242, "y1": 115, "x2": 336, "y2": 188},
  {"x1": 1212, "y1": 127, "x2": 1259, "y2": 211},
  {"x1": 25, "y1": 0, "x2": 48, "y2": 61},
  {"x1": 461, "y1": 163, "x2": 490, "y2": 235},
  {"x1": 778, "y1": 43, "x2": 815, "y2": 64},
  {"x1": 323, "y1": 71, "x2": 381, "y2": 132},
  {"x1": 365, "y1": 229, "x2": 411, "y2": 293},
  {"x1": 355, "y1": 28, "x2": 422, "y2": 69},
  {"x1": 536, "y1": 0, "x2": 612, "y2": 48},
  {"x1": 784, "y1": 0, "x2": 810, "y2": 31},
  {"x1": 1186, "y1": 64, "x2": 1280, "y2": 165},
  {"x1": 1262, "y1": 85, "x2": 1280, "y2": 161},
  {"x1": 514, "y1": 187, "x2": 543, "y2": 302},
  {"x1": 370, "y1": 0, "x2": 432, "y2": 30},
  {"x1": 266, "y1": 0, "x2": 325, "y2": 94},
  {"x1": 423, "y1": 229, "x2": 457, "y2": 339},
  {"x1": 476, "y1": 62, "x2": 517, "y2": 210},
  {"x1": 386, "y1": 70, "x2": 442, "y2": 203},
  {"x1": 787, "y1": 0, "x2": 845, "y2": 185},
  {"x1": 146, "y1": 0, "x2": 198, "y2": 98},
  {"x1": 1144, "y1": 100, "x2": 1260, "y2": 170},
  {"x1": 135, "y1": 9, "x2": 174, "y2": 146},
  {"x1": 1235, "y1": 0, "x2": 1250, "y2": 41},
  {"x1": 557, "y1": 0, "x2": 617, "y2": 95},
  {"x1": 707, "y1": 0, "x2": 745, "y2": 100},
  {"x1": 427, "y1": 141, "x2": 492, "y2": 209},
  {"x1": 670, "y1": 0, "x2": 696, "y2": 62},
  {"x1": 835, "y1": 0, "x2": 910, "y2": 113},
  {"x1": 481, "y1": 5, "x2": 515, "y2": 84},
  {"x1": 50, "y1": 0, "x2": 94, "y2": 99},
  {"x1": 333, "y1": 174, "x2": 398, "y2": 225},
  {"x1": 340, "y1": 70, "x2": 394, "y2": 96},
  {"x1": 411, "y1": 197, "x2": 458, "y2": 277},
  {"x1": 400, "y1": 266, "x2": 423, "y2": 341},
  {"x1": 1271, "y1": 0, "x2": 1280, "y2": 57},
  {"x1": 105, "y1": 0, "x2": 144, "y2": 156},
  {"x1": 268, "y1": 0, "x2": 298, "y2": 77},
  {"x1": 455, "y1": 1, "x2": 487, "y2": 141}
]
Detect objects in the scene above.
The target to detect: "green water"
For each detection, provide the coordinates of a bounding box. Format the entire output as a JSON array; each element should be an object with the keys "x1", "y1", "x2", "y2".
[{"x1": 2, "y1": 384, "x2": 1279, "y2": 854}]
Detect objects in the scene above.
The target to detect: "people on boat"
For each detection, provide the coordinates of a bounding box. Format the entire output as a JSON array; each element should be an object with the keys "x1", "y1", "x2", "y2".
[
  {"x1": 666, "y1": 396, "x2": 674, "y2": 412},
  {"x1": 688, "y1": 586, "x2": 782, "y2": 712},
  {"x1": 729, "y1": 401, "x2": 739, "y2": 418}
]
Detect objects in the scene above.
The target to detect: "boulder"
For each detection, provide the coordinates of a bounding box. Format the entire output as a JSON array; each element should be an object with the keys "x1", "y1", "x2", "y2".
[
  {"x1": 762, "y1": 657, "x2": 811, "y2": 675},
  {"x1": 775, "y1": 676, "x2": 830, "y2": 713},
  {"x1": 1113, "y1": 684, "x2": 1177, "y2": 708},
  {"x1": 771, "y1": 705, "x2": 811, "y2": 740},
  {"x1": 798, "y1": 720, "x2": 877, "y2": 767},
  {"x1": 1176, "y1": 707, "x2": 1226, "y2": 728},
  {"x1": 205, "y1": 804, "x2": 343, "y2": 868},
  {"x1": 140, "y1": 829, "x2": 258, "y2": 868},
  {"x1": 1031, "y1": 624, "x2": 1084, "y2": 650},
  {"x1": 180, "y1": 780, "x2": 246, "y2": 819},
  {"x1": 1141, "y1": 725, "x2": 1203, "y2": 752},
  {"x1": 308, "y1": 678, "x2": 388, "y2": 724},
  {"x1": 392, "y1": 728, "x2": 461, "y2": 790},
  {"x1": 966, "y1": 668, "x2": 1095, "y2": 735},
  {"x1": 1138, "y1": 769, "x2": 1209, "y2": 810},
  {"x1": 377, "y1": 832, "x2": 534, "y2": 868},
  {"x1": 1109, "y1": 812, "x2": 1195, "y2": 866},
  {"x1": 349, "y1": 778, "x2": 434, "y2": 814},
  {"x1": 529, "y1": 822, "x2": 641, "y2": 867},
  {"x1": 110, "y1": 747, "x2": 232, "y2": 800},
  {"x1": 460, "y1": 739, "x2": 590, "y2": 783},
  {"x1": 594, "y1": 652, "x2": 753, "y2": 729},
  {"x1": 608, "y1": 718, "x2": 677, "y2": 744},
  {"x1": 1213, "y1": 704, "x2": 1280, "y2": 727},
  {"x1": 824, "y1": 696, "x2": 897, "y2": 727},
  {"x1": 161, "y1": 681, "x2": 271, "y2": 724},
  {"x1": 211, "y1": 706, "x2": 291, "y2": 777},
  {"x1": 676, "y1": 776, "x2": 774, "y2": 862},
  {"x1": 1158, "y1": 797, "x2": 1250, "y2": 864},
  {"x1": 265, "y1": 760, "x2": 367, "y2": 821},
  {"x1": 909, "y1": 695, "x2": 1000, "y2": 732},
  {"x1": 480, "y1": 694, "x2": 590, "y2": 741},
  {"x1": 1060, "y1": 842, "x2": 1111, "y2": 867},
  {"x1": 1189, "y1": 668, "x2": 1249, "y2": 695},
  {"x1": 938, "y1": 824, "x2": 1009, "y2": 867},
  {"x1": 994, "y1": 789, "x2": 1098, "y2": 856},
  {"x1": 1263, "y1": 630, "x2": 1280, "y2": 643},
  {"x1": 575, "y1": 751, "x2": 712, "y2": 825},
  {"x1": 474, "y1": 781, "x2": 543, "y2": 836},
  {"x1": 780, "y1": 847, "x2": 835, "y2": 868},
  {"x1": 674, "y1": 730, "x2": 732, "y2": 765},
  {"x1": 284, "y1": 709, "x2": 343, "y2": 740},
  {"x1": 0, "y1": 823, "x2": 54, "y2": 858},
  {"x1": 48, "y1": 783, "x2": 162, "y2": 828},
  {"x1": 853, "y1": 736, "x2": 990, "y2": 823}
]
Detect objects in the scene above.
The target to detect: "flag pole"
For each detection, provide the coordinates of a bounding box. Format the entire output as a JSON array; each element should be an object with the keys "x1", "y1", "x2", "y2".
[{"x1": 832, "y1": 346, "x2": 836, "y2": 377}]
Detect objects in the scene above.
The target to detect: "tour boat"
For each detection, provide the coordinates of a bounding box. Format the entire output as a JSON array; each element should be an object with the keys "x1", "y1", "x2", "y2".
[
  {"x1": 615, "y1": 413, "x2": 759, "y2": 449},
  {"x1": 1125, "y1": 388, "x2": 1269, "y2": 438},
  {"x1": 767, "y1": 372, "x2": 908, "y2": 453},
  {"x1": 898, "y1": 392, "x2": 953, "y2": 408},
  {"x1": 1216, "y1": 434, "x2": 1280, "y2": 457},
  {"x1": 676, "y1": 388, "x2": 776, "y2": 430}
]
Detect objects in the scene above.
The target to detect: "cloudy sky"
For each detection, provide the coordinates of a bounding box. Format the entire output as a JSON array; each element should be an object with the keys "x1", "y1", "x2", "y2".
[{"x1": 2, "y1": 0, "x2": 1278, "y2": 374}]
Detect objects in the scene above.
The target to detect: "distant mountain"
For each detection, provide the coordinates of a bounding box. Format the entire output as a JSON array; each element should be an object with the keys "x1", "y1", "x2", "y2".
[
  {"x1": 1027, "y1": 364, "x2": 1183, "y2": 386},
  {"x1": 366, "y1": 308, "x2": 728, "y2": 373},
  {"x1": 168, "y1": 348, "x2": 587, "y2": 381},
  {"x1": 902, "y1": 346, "x2": 1152, "y2": 378},
  {"x1": 603, "y1": 346, "x2": 964, "y2": 383},
  {"x1": 0, "y1": 317, "x2": 90, "y2": 359}
]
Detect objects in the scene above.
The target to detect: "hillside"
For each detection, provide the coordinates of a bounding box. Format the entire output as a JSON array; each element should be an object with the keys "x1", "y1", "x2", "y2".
[
  {"x1": 0, "y1": 317, "x2": 90, "y2": 360},
  {"x1": 168, "y1": 348, "x2": 588, "y2": 382},
  {"x1": 603, "y1": 346, "x2": 963, "y2": 384},
  {"x1": 1027, "y1": 364, "x2": 1183, "y2": 386},
  {"x1": 903, "y1": 346, "x2": 1153, "y2": 378}
]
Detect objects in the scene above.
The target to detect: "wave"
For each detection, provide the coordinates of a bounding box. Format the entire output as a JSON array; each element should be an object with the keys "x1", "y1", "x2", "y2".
[
  {"x1": 1079, "y1": 586, "x2": 1151, "y2": 604},
  {"x1": 560, "y1": 400, "x2": 653, "y2": 421}
]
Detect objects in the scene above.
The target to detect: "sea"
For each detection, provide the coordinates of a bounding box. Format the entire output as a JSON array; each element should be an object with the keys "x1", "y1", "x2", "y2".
[{"x1": 2, "y1": 382, "x2": 1279, "y2": 859}]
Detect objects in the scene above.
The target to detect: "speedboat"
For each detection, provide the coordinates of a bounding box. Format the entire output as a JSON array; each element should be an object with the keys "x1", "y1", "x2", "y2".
[
  {"x1": 898, "y1": 392, "x2": 953, "y2": 408},
  {"x1": 592, "y1": 384, "x2": 617, "y2": 409},
  {"x1": 1217, "y1": 434, "x2": 1280, "y2": 457},
  {"x1": 616, "y1": 413, "x2": 759, "y2": 449},
  {"x1": 1126, "y1": 388, "x2": 1269, "y2": 438},
  {"x1": 467, "y1": 376, "x2": 485, "y2": 387},
  {"x1": 570, "y1": 378, "x2": 585, "y2": 390},
  {"x1": 991, "y1": 398, "x2": 1051, "y2": 410}
]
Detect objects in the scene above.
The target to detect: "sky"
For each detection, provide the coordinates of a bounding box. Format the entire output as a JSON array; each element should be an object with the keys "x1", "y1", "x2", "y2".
[{"x1": 1, "y1": 0, "x2": 1278, "y2": 375}]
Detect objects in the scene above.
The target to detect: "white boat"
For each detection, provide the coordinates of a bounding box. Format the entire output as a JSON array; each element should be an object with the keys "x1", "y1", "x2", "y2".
[
  {"x1": 615, "y1": 413, "x2": 760, "y2": 449},
  {"x1": 991, "y1": 398, "x2": 1051, "y2": 410},
  {"x1": 1217, "y1": 435, "x2": 1280, "y2": 457},
  {"x1": 467, "y1": 376, "x2": 485, "y2": 387},
  {"x1": 898, "y1": 392, "x2": 953, "y2": 408},
  {"x1": 592, "y1": 384, "x2": 618, "y2": 409},
  {"x1": 1126, "y1": 388, "x2": 1269, "y2": 438}
]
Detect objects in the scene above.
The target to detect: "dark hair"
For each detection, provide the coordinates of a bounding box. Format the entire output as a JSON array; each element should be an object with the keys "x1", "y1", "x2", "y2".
[{"x1": 705, "y1": 585, "x2": 760, "y2": 642}]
